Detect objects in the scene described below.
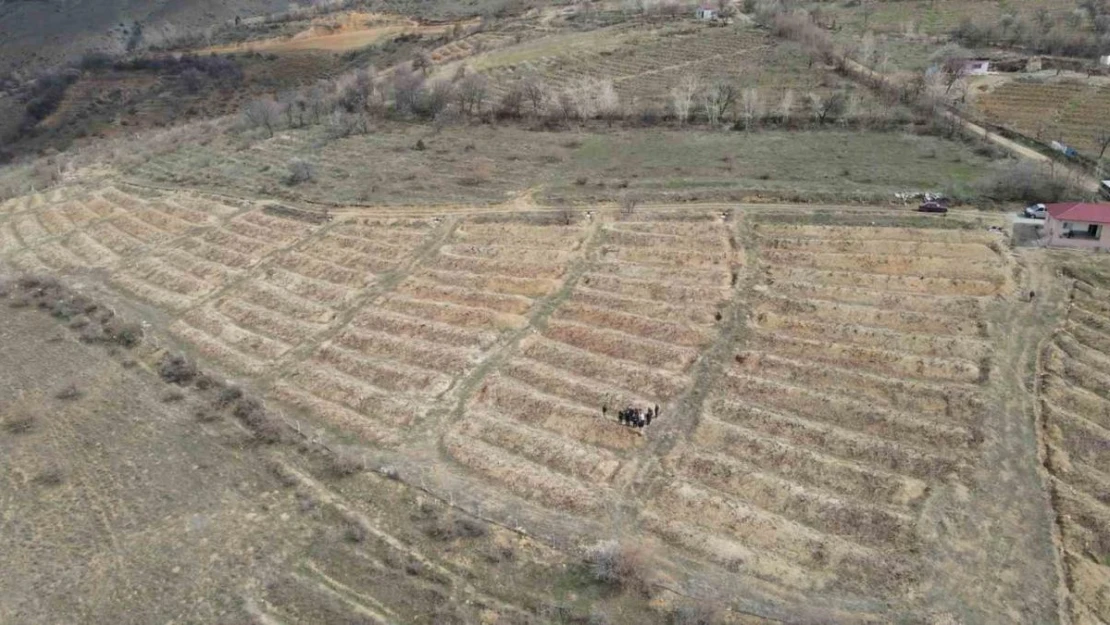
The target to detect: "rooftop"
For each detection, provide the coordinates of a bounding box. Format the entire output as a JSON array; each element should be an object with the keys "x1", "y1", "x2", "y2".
[{"x1": 1046, "y1": 202, "x2": 1110, "y2": 224}]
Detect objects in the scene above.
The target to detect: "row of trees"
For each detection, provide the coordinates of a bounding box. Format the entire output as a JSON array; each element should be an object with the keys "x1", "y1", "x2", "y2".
[
  {"x1": 954, "y1": 5, "x2": 1110, "y2": 59},
  {"x1": 241, "y1": 56, "x2": 888, "y2": 140}
]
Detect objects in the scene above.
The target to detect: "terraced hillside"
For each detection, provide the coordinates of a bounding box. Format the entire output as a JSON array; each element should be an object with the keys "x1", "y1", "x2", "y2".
[
  {"x1": 643, "y1": 220, "x2": 1012, "y2": 602},
  {"x1": 447, "y1": 213, "x2": 740, "y2": 514},
  {"x1": 474, "y1": 23, "x2": 865, "y2": 109},
  {"x1": 1042, "y1": 269, "x2": 1110, "y2": 625},
  {"x1": 0, "y1": 182, "x2": 1078, "y2": 622}
]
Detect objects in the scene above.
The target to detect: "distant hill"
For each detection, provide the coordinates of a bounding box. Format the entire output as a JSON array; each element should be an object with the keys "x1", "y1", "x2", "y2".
[{"x1": 0, "y1": 0, "x2": 292, "y2": 74}]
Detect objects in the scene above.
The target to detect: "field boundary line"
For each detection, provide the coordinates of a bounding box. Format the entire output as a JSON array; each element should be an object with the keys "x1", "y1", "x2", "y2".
[
  {"x1": 262, "y1": 216, "x2": 461, "y2": 386},
  {"x1": 439, "y1": 218, "x2": 605, "y2": 426},
  {"x1": 630, "y1": 210, "x2": 755, "y2": 496}
]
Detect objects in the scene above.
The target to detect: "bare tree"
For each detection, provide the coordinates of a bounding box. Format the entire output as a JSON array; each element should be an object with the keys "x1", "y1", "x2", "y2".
[
  {"x1": 243, "y1": 98, "x2": 283, "y2": 137},
  {"x1": 671, "y1": 75, "x2": 699, "y2": 124},
  {"x1": 392, "y1": 65, "x2": 426, "y2": 115},
  {"x1": 1096, "y1": 128, "x2": 1110, "y2": 162},
  {"x1": 740, "y1": 87, "x2": 762, "y2": 130},
  {"x1": 423, "y1": 79, "x2": 454, "y2": 118},
  {"x1": 778, "y1": 88, "x2": 795, "y2": 122},
  {"x1": 703, "y1": 82, "x2": 738, "y2": 125},
  {"x1": 595, "y1": 79, "x2": 621, "y2": 122},
  {"x1": 412, "y1": 51, "x2": 432, "y2": 76},
  {"x1": 858, "y1": 31, "x2": 876, "y2": 66},
  {"x1": 811, "y1": 91, "x2": 846, "y2": 124},
  {"x1": 456, "y1": 73, "x2": 490, "y2": 115},
  {"x1": 498, "y1": 83, "x2": 525, "y2": 118},
  {"x1": 569, "y1": 78, "x2": 597, "y2": 119},
  {"x1": 520, "y1": 74, "x2": 547, "y2": 116},
  {"x1": 306, "y1": 85, "x2": 328, "y2": 124}
]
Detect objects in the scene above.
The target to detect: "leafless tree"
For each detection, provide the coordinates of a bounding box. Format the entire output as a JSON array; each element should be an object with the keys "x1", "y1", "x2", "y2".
[
  {"x1": 519, "y1": 74, "x2": 547, "y2": 116},
  {"x1": 557, "y1": 89, "x2": 578, "y2": 120},
  {"x1": 412, "y1": 51, "x2": 432, "y2": 75},
  {"x1": 243, "y1": 98, "x2": 283, "y2": 137},
  {"x1": 778, "y1": 88, "x2": 795, "y2": 122},
  {"x1": 671, "y1": 75, "x2": 699, "y2": 124},
  {"x1": 704, "y1": 82, "x2": 738, "y2": 125},
  {"x1": 1096, "y1": 128, "x2": 1110, "y2": 162},
  {"x1": 456, "y1": 73, "x2": 489, "y2": 115},
  {"x1": 392, "y1": 65, "x2": 426, "y2": 115},
  {"x1": 594, "y1": 79, "x2": 621, "y2": 121},
  {"x1": 306, "y1": 84, "x2": 328, "y2": 124},
  {"x1": 423, "y1": 79, "x2": 454, "y2": 118},
  {"x1": 810, "y1": 91, "x2": 846, "y2": 124},
  {"x1": 498, "y1": 83, "x2": 525, "y2": 118},
  {"x1": 278, "y1": 89, "x2": 304, "y2": 128},
  {"x1": 740, "y1": 87, "x2": 762, "y2": 130},
  {"x1": 858, "y1": 31, "x2": 876, "y2": 66}
]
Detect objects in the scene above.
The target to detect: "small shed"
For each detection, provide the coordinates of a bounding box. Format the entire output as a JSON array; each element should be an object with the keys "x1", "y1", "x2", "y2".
[
  {"x1": 961, "y1": 59, "x2": 990, "y2": 75},
  {"x1": 1044, "y1": 203, "x2": 1110, "y2": 250},
  {"x1": 696, "y1": 5, "x2": 718, "y2": 19}
]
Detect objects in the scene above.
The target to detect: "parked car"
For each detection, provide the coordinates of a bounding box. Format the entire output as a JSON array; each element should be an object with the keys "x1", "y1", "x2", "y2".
[
  {"x1": 918, "y1": 200, "x2": 949, "y2": 213},
  {"x1": 1023, "y1": 203, "x2": 1047, "y2": 219}
]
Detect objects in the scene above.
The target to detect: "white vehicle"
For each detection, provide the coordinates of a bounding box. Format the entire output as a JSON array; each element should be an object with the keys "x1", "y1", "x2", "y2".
[{"x1": 1023, "y1": 203, "x2": 1047, "y2": 219}]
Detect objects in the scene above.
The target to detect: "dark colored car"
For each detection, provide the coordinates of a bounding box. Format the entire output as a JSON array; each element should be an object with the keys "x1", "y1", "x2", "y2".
[{"x1": 918, "y1": 200, "x2": 949, "y2": 213}]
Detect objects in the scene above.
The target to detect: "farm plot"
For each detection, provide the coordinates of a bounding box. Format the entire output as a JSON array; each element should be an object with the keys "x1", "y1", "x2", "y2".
[
  {"x1": 642, "y1": 221, "x2": 1010, "y2": 599},
  {"x1": 480, "y1": 25, "x2": 843, "y2": 108},
  {"x1": 445, "y1": 214, "x2": 739, "y2": 514},
  {"x1": 151, "y1": 210, "x2": 323, "y2": 371},
  {"x1": 181, "y1": 218, "x2": 437, "y2": 377},
  {"x1": 274, "y1": 218, "x2": 588, "y2": 446},
  {"x1": 1041, "y1": 276, "x2": 1110, "y2": 625},
  {"x1": 974, "y1": 81, "x2": 1110, "y2": 157},
  {"x1": 4, "y1": 186, "x2": 223, "y2": 275}
]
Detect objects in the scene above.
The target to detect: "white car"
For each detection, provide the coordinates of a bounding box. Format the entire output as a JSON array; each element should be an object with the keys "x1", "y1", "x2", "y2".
[{"x1": 1023, "y1": 203, "x2": 1047, "y2": 219}]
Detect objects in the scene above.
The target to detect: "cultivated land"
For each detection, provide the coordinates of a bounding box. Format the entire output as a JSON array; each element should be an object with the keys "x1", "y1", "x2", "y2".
[
  {"x1": 969, "y1": 76, "x2": 1110, "y2": 159},
  {"x1": 0, "y1": 175, "x2": 1093, "y2": 622},
  {"x1": 2, "y1": 1, "x2": 1106, "y2": 621},
  {"x1": 1041, "y1": 259, "x2": 1110, "y2": 625}
]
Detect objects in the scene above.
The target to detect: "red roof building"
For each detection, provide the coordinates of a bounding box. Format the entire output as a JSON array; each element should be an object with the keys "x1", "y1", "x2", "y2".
[{"x1": 1044, "y1": 202, "x2": 1110, "y2": 250}]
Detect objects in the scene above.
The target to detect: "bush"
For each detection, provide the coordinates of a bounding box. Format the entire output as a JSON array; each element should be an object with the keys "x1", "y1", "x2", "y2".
[
  {"x1": 159, "y1": 352, "x2": 198, "y2": 385},
  {"x1": 587, "y1": 540, "x2": 650, "y2": 592},
  {"x1": 54, "y1": 383, "x2": 82, "y2": 400},
  {"x1": 287, "y1": 157, "x2": 315, "y2": 185},
  {"x1": 975, "y1": 162, "x2": 1080, "y2": 203},
  {"x1": 4, "y1": 413, "x2": 35, "y2": 434},
  {"x1": 328, "y1": 447, "x2": 365, "y2": 477}
]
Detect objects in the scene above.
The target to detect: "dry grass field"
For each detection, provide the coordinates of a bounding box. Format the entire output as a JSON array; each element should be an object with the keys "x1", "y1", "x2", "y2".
[{"x1": 0, "y1": 169, "x2": 1090, "y2": 622}]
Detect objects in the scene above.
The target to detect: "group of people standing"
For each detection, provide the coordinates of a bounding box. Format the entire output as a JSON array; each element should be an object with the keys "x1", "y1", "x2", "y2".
[{"x1": 602, "y1": 404, "x2": 660, "y2": 429}]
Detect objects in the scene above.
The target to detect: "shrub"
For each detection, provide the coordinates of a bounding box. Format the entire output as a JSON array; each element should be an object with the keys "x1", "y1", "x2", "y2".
[
  {"x1": 54, "y1": 384, "x2": 82, "y2": 400},
  {"x1": 161, "y1": 389, "x2": 186, "y2": 402},
  {"x1": 328, "y1": 447, "x2": 365, "y2": 477},
  {"x1": 974, "y1": 162, "x2": 1080, "y2": 203},
  {"x1": 33, "y1": 467, "x2": 65, "y2": 486},
  {"x1": 104, "y1": 319, "x2": 142, "y2": 347},
  {"x1": 587, "y1": 540, "x2": 650, "y2": 592},
  {"x1": 4, "y1": 413, "x2": 35, "y2": 434},
  {"x1": 287, "y1": 157, "x2": 315, "y2": 185},
  {"x1": 159, "y1": 352, "x2": 198, "y2": 385}
]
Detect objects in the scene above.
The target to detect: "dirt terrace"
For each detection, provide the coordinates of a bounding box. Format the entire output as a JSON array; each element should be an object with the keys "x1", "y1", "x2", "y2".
[{"x1": 0, "y1": 184, "x2": 1078, "y2": 622}]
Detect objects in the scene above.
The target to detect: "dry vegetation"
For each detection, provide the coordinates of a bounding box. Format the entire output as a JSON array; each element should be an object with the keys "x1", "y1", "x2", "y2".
[
  {"x1": 1042, "y1": 265, "x2": 1110, "y2": 625},
  {"x1": 0, "y1": 178, "x2": 1089, "y2": 622},
  {"x1": 644, "y1": 218, "x2": 1012, "y2": 603}
]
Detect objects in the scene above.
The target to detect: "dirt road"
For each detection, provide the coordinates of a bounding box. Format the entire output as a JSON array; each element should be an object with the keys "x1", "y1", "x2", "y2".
[{"x1": 841, "y1": 58, "x2": 1099, "y2": 193}]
